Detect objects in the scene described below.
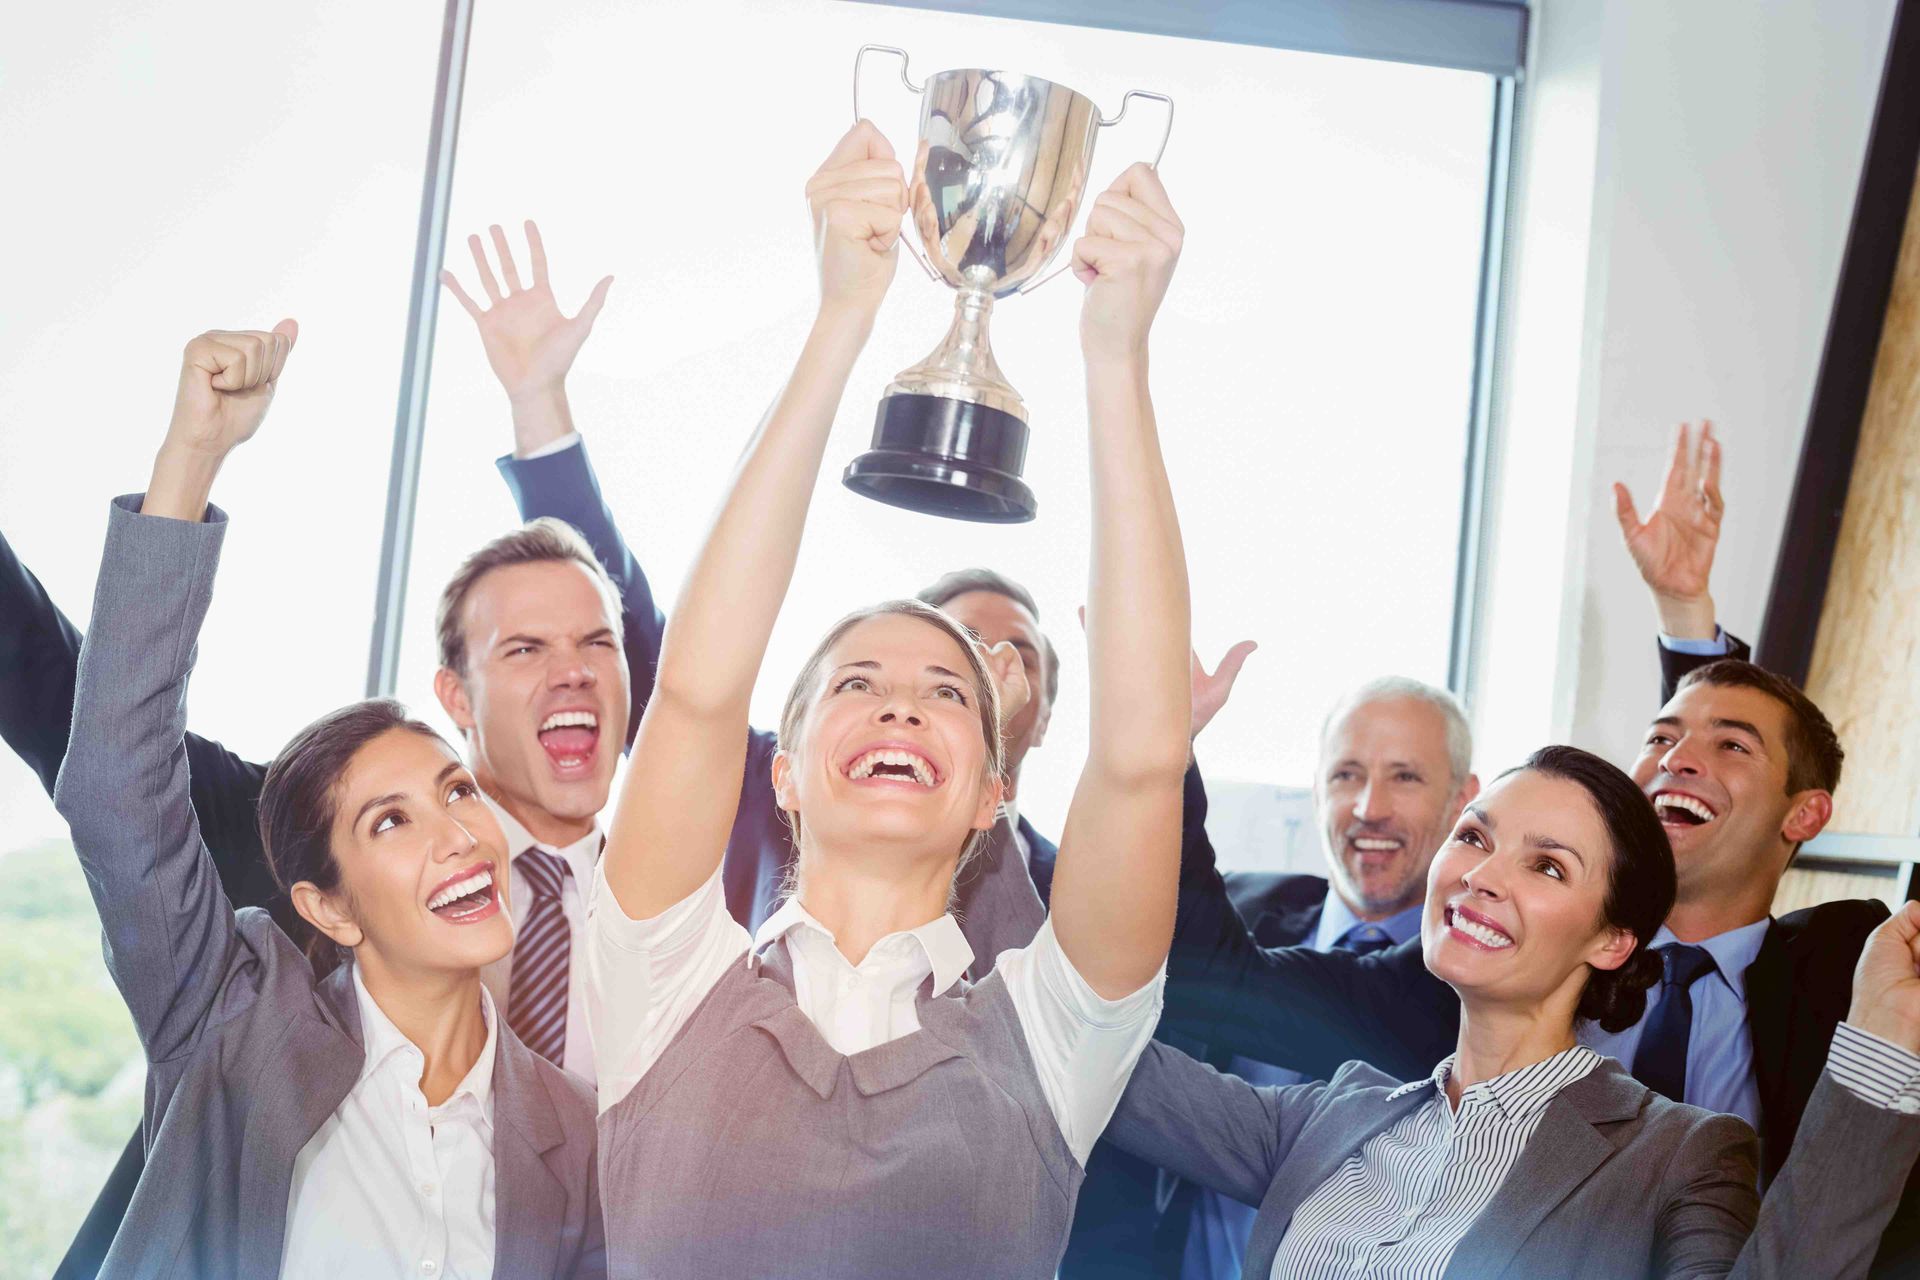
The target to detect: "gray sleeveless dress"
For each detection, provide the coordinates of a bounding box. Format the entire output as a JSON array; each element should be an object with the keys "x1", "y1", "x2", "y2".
[{"x1": 598, "y1": 940, "x2": 1082, "y2": 1278}]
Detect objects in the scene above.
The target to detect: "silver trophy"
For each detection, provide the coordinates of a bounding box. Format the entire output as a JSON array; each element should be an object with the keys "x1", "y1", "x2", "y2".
[{"x1": 842, "y1": 45, "x2": 1173, "y2": 523}]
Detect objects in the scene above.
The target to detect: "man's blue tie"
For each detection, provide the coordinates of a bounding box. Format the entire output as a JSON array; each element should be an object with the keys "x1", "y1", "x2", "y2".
[
  {"x1": 1339, "y1": 925, "x2": 1396, "y2": 957},
  {"x1": 1631, "y1": 943, "x2": 1716, "y2": 1103}
]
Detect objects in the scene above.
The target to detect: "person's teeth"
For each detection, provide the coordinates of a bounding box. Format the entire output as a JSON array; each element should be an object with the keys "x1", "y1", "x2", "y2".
[
  {"x1": 1352, "y1": 837, "x2": 1401, "y2": 851},
  {"x1": 428, "y1": 867, "x2": 493, "y2": 910},
  {"x1": 1451, "y1": 911, "x2": 1512, "y2": 948},
  {"x1": 539, "y1": 710, "x2": 598, "y2": 733},
  {"x1": 847, "y1": 748, "x2": 936, "y2": 785},
  {"x1": 1656, "y1": 794, "x2": 1715, "y2": 823}
]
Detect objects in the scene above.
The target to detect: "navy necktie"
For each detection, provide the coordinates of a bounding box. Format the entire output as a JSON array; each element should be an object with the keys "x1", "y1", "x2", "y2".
[
  {"x1": 1338, "y1": 925, "x2": 1396, "y2": 956},
  {"x1": 506, "y1": 848, "x2": 572, "y2": 1068},
  {"x1": 1631, "y1": 943, "x2": 1716, "y2": 1103}
]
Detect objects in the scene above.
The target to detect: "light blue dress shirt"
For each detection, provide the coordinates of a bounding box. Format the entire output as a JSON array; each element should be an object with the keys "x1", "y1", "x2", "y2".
[
  {"x1": 1581, "y1": 917, "x2": 1771, "y2": 1131},
  {"x1": 1181, "y1": 891, "x2": 1424, "y2": 1280}
]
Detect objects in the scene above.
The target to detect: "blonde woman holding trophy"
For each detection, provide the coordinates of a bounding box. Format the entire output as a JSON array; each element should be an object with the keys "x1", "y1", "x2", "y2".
[{"x1": 584, "y1": 120, "x2": 1192, "y2": 1278}]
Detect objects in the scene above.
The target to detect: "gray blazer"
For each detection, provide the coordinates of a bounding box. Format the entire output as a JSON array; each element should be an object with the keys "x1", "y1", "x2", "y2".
[
  {"x1": 53, "y1": 497, "x2": 605, "y2": 1280},
  {"x1": 1107, "y1": 1040, "x2": 1920, "y2": 1278}
]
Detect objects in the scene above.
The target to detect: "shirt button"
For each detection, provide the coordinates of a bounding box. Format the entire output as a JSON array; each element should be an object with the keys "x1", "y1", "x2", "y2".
[
  {"x1": 420, "y1": 1262, "x2": 439, "y2": 1276},
  {"x1": 420, "y1": 1182, "x2": 437, "y2": 1196}
]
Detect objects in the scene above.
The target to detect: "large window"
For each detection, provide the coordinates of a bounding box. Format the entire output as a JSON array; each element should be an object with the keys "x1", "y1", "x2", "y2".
[
  {"x1": 0, "y1": 3, "x2": 1506, "y2": 1270},
  {"x1": 0, "y1": 3, "x2": 446, "y2": 1271},
  {"x1": 394, "y1": 0, "x2": 1499, "y2": 843}
]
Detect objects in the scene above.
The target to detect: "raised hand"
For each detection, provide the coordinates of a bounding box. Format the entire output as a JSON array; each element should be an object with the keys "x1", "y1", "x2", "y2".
[
  {"x1": 1072, "y1": 163, "x2": 1184, "y2": 364},
  {"x1": 1613, "y1": 421, "x2": 1722, "y2": 639},
  {"x1": 146, "y1": 321, "x2": 299, "y2": 522},
  {"x1": 1848, "y1": 901, "x2": 1920, "y2": 1055},
  {"x1": 1191, "y1": 641, "x2": 1257, "y2": 740},
  {"x1": 806, "y1": 120, "x2": 906, "y2": 321}
]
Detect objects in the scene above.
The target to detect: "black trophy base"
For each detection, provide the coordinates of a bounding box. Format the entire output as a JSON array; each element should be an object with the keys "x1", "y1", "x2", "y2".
[{"x1": 842, "y1": 392, "x2": 1037, "y2": 524}]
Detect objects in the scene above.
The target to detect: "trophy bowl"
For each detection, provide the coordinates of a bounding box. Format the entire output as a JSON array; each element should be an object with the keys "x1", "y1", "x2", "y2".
[{"x1": 842, "y1": 46, "x2": 1172, "y2": 523}]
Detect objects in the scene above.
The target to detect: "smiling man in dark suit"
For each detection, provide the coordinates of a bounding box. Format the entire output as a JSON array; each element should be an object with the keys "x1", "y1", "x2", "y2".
[{"x1": 1155, "y1": 422, "x2": 1916, "y2": 1274}]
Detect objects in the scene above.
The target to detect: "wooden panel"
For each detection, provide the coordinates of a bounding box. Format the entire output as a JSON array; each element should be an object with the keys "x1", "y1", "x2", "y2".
[
  {"x1": 1804, "y1": 164, "x2": 1920, "y2": 837},
  {"x1": 1773, "y1": 863, "x2": 1902, "y2": 915}
]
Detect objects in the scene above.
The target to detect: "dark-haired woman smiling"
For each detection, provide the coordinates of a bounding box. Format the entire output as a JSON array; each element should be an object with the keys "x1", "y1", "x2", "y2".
[
  {"x1": 53, "y1": 324, "x2": 603, "y2": 1279},
  {"x1": 1109, "y1": 746, "x2": 1920, "y2": 1278}
]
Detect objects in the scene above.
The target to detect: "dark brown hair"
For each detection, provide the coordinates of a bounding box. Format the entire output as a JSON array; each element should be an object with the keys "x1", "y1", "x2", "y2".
[
  {"x1": 435, "y1": 517, "x2": 621, "y2": 676},
  {"x1": 1674, "y1": 659, "x2": 1844, "y2": 795},
  {"x1": 258, "y1": 699, "x2": 446, "y2": 970},
  {"x1": 1502, "y1": 745, "x2": 1676, "y2": 1034}
]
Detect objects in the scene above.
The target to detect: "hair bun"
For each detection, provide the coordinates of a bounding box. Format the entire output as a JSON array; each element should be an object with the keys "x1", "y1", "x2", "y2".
[{"x1": 1579, "y1": 944, "x2": 1666, "y2": 1035}]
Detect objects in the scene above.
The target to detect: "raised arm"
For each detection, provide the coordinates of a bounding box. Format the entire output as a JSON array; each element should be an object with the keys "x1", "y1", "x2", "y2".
[
  {"x1": 600, "y1": 124, "x2": 904, "y2": 919},
  {"x1": 0, "y1": 526, "x2": 280, "y2": 917},
  {"x1": 1047, "y1": 165, "x2": 1193, "y2": 1000},
  {"x1": 53, "y1": 321, "x2": 296, "y2": 1062},
  {"x1": 444, "y1": 222, "x2": 669, "y2": 746}
]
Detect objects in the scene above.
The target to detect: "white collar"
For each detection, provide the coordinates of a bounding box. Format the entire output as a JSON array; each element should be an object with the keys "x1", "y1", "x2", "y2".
[
  {"x1": 480, "y1": 791, "x2": 603, "y2": 877},
  {"x1": 349, "y1": 963, "x2": 497, "y2": 1116},
  {"x1": 751, "y1": 896, "x2": 976, "y2": 998}
]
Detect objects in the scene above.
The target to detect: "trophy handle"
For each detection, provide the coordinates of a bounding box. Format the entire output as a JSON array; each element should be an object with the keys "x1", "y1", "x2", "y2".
[
  {"x1": 853, "y1": 44, "x2": 940, "y2": 283},
  {"x1": 1019, "y1": 89, "x2": 1177, "y2": 295}
]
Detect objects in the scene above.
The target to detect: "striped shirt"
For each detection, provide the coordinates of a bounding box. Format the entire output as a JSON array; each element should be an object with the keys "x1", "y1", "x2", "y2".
[{"x1": 1272, "y1": 1044, "x2": 1603, "y2": 1279}]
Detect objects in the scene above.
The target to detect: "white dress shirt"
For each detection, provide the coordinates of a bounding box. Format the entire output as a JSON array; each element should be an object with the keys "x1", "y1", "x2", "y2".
[
  {"x1": 281, "y1": 966, "x2": 498, "y2": 1280},
  {"x1": 585, "y1": 862, "x2": 1164, "y2": 1165},
  {"x1": 479, "y1": 794, "x2": 602, "y2": 1082}
]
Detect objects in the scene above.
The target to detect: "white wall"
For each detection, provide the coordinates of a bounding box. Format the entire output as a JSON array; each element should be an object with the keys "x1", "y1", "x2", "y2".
[{"x1": 1474, "y1": 0, "x2": 1898, "y2": 772}]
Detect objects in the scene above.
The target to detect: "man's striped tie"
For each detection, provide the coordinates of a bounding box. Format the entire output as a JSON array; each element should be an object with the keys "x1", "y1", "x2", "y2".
[{"x1": 506, "y1": 848, "x2": 572, "y2": 1068}]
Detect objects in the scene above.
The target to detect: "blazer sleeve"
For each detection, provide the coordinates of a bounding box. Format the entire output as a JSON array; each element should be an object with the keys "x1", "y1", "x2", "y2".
[
  {"x1": 498, "y1": 439, "x2": 664, "y2": 752},
  {"x1": 1102, "y1": 1039, "x2": 1327, "y2": 1209},
  {"x1": 1664, "y1": 1073, "x2": 1920, "y2": 1280},
  {"x1": 1658, "y1": 632, "x2": 1752, "y2": 705},
  {"x1": 1, "y1": 526, "x2": 278, "y2": 913},
  {"x1": 53, "y1": 497, "x2": 242, "y2": 1066},
  {"x1": 1160, "y1": 764, "x2": 1458, "y2": 1081}
]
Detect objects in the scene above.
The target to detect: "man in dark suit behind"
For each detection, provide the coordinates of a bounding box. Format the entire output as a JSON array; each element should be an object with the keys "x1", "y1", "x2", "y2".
[{"x1": 1153, "y1": 422, "x2": 1915, "y2": 1273}]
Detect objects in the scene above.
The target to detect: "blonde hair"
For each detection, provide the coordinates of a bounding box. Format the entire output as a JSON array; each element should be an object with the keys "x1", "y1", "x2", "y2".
[{"x1": 777, "y1": 600, "x2": 1006, "y2": 873}]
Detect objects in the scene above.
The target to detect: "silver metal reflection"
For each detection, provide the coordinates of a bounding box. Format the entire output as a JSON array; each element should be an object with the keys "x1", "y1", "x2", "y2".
[{"x1": 844, "y1": 45, "x2": 1172, "y2": 523}]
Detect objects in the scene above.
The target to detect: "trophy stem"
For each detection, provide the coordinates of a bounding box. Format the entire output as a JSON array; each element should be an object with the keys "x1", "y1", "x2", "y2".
[{"x1": 887, "y1": 284, "x2": 1025, "y2": 419}]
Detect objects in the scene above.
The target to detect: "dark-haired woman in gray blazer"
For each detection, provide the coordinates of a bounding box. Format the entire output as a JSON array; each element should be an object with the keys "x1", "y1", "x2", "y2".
[
  {"x1": 53, "y1": 324, "x2": 604, "y2": 1280},
  {"x1": 1110, "y1": 745, "x2": 1920, "y2": 1278}
]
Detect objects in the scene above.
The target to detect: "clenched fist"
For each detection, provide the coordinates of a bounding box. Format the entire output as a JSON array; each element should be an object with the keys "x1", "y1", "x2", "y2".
[
  {"x1": 806, "y1": 120, "x2": 907, "y2": 322},
  {"x1": 143, "y1": 320, "x2": 298, "y2": 522},
  {"x1": 166, "y1": 321, "x2": 299, "y2": 459},
  {"x1": 1072, "y1": 164, "x2": 1183, "y2": 364},
  {"x1": 1850, "y1": 901, "x2": 1920, "y2": 1056}
]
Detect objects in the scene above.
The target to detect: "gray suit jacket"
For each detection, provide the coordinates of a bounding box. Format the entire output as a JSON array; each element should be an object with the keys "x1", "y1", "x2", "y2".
[
  {"x1": 53, "y1": 497, "x2": 605, "y2": 1279},
  {"x1": 1107, "y1": 1041, "x2": 1920, "y2": 1278}
]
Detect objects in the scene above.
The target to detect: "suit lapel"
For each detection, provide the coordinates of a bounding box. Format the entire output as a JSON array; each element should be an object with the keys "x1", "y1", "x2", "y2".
[
  {"x1": 493, "y1": 1030, "x2": 568, "y2": 1279},
  {"x1": 1742, "y1": 922, "x2": 1794, "y2": 1175},
  {"x1": 234, "y1": 964, "x2": 365, "y2": 1279},
  {"x1": 1246, "y1": 1083, "x2": 1435, "y2": 1272},
  {"x1": 1448, "y1": 1063, "x2": 1645, "y2": 1278}
]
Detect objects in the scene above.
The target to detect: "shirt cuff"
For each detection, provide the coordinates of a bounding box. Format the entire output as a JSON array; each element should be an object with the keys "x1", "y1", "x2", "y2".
[
  {"x1": 587, "y1": 857, "x2": 725, "y2": 953},
  {"x1": 1657, "y1": 626, "x2": 1731, "y2": 656},
  {"x1": 1034, "y1": 917, "x2": 1167, "y2": 1026},
  {"x1": 1827, "y1": 1022, "x2": 1920, "y2": 1114},
  {"x1": 517, "y1": 431, "x2": 583, "y2": 462}
]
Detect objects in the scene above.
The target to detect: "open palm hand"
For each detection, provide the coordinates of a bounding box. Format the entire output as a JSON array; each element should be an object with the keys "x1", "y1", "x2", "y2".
[
  {"x1": 442, "y1": 220, "x2": 612, "y2": 402},
  {"x1": 1613, "y1": 421, "x2": 1723, "y2": 604}
]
